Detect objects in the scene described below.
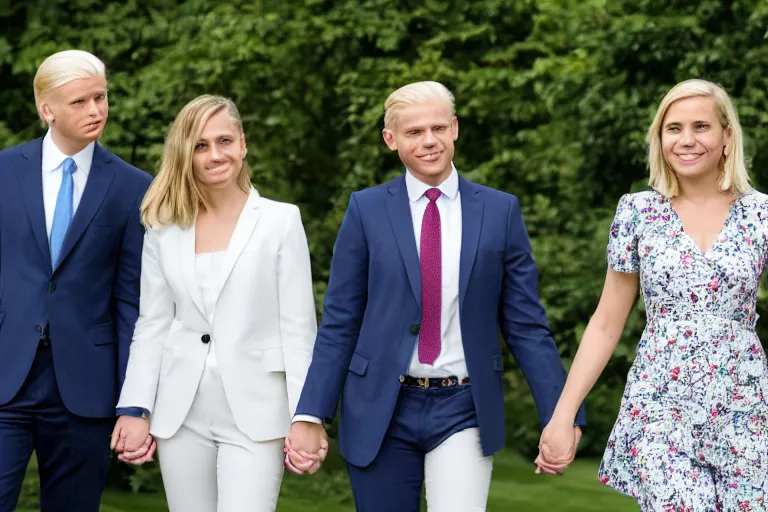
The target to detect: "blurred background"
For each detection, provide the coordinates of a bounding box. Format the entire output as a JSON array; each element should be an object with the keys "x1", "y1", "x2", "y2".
[{"x1": 2, "y1": 0, "x2": 768, "y2": 510}]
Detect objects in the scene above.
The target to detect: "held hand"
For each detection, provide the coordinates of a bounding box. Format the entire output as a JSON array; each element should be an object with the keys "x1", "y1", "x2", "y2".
[
  {"x1": 285, "y1": 422, "x2": 328, "y2": 475},
  {"x1": 111, "y1": 416, "x2": 150, "y2": 454},
  {"x1": 535, "y1": 423, "x2": 582, "y2": 475},
  {"x1": 118, "y1": 435, "x2": 157, "y2": 466}
]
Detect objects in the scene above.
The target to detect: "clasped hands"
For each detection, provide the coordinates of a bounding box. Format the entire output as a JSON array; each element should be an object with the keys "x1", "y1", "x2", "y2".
[
  {"x1": 283, "y1": 421, "x2": 329, "y2": 475},
  {"x1": 535, "y1": 421, "x2": 582, "y2": 475},
  {"x1": 110, "y1": 416, "x2": 156, "y2": 465}
]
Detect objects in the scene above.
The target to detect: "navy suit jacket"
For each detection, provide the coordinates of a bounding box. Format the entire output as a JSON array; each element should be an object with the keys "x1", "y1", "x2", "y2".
[
  {"x1": 297, "y1": 173, "x2": 586, "y2": 467},
  {"x1": 0, "y1": 138, "x2": 152, "y2": 418}
]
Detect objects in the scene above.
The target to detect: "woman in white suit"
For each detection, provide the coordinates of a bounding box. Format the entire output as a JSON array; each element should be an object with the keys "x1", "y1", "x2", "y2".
[{"x1": 110, "y1": 95, "x2": 319, "y2": 511}]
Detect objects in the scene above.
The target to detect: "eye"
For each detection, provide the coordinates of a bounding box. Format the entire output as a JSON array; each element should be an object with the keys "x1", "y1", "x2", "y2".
[
  {"x1": 695, "y1": 122, "x2": 709, "y2": 130},
  {"x1": 407, "y1": 130, "x2": 420, "y2": 136},
  {"x1": 434, "y1": 126, "x2": 447, "y2": 132},
  {"x1": 220, "y1": 138, "x2": 232, "y2": 144},
  {"x1": 665, "y1": 126, "x2": 680, "y2": 133},
  {"x1": 194, "y1": 143, "x2": 206, "y2": 151},
  {"x1": 71, "y1": 99, "x2": 84, "y2": 105}
]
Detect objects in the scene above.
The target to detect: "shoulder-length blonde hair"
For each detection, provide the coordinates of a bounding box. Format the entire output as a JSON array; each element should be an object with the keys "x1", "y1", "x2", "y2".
[
  {"x1": 141, "y1": 95, "x2": 251, "y2": 229},
  {"x1": 647, "y1": 79, "x2": 750, "y2": 197}
]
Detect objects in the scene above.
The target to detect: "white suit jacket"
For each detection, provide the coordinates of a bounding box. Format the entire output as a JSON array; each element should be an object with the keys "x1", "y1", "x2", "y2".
[{"x1": 117, "y1": 188, "x2": 317, "y2": 441}]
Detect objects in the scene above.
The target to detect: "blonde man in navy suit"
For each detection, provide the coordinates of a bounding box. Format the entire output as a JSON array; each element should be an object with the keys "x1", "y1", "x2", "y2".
[{"x1": 0, "y1": 50, "x2": 152, "y2": 511}]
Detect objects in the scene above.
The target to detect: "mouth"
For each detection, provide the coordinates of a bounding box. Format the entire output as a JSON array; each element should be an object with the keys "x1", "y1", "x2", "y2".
[
  {"x1": 84, "y1": 120, "x2": 103, "y2": 130},
  {"x1": 417, "y1": 151, "x2": 442, "y2": 163},
  {"x1": 206, "y1": 165, "x2": 229, "y2": 176},
  {"x1": 674, "y1": 153, "x2": 704, "y2": 165}
]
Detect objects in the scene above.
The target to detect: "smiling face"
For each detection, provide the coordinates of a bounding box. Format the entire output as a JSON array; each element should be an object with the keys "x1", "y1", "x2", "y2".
[
  {"x1": 661, "y1": 96, "x2": 731, "y2": 184},
  {"x1": 191, "y1": 109, "x2": 246, "y2": 190},
  {"x1": 382, "y1": 100, "x2": 458, "y2": 186},
  {"x1": 40, "y1": 76, "x2": 108, "y2": 153}
]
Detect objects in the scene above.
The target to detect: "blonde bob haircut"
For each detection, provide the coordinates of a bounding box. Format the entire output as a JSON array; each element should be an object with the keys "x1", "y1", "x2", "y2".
[
  {"x1": 33, "y1": 50, "x2": 106, "y2": 125},
  {"x1": 383, "y1": 81, "x2": 455, "y2": 130},
  {"x1": 141, "y1": 95, "x2": 251, "y2": 229},
  {"x1": 647, "y1": 79, "x2": 751, "y2": 197}
]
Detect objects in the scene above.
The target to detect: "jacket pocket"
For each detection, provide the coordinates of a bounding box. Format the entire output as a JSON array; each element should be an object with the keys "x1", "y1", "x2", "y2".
[
  {"x1": 260, "y1": 347, "x2": 286, "y2": 372},
  {"x1": 90, "y1": 321, "x2": 115, "y2": 345},
  {"x1": 348, "y1": 352, "x2": 369, "y2": 376}
]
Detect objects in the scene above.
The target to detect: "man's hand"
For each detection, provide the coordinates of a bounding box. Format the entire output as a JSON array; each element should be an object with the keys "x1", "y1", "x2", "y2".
[
  {"x1": 118, "y1": 434, "x2": 157, "y2": 466},
  {"x1": 535, "y1": 423, "x2": 582, "y2": 475},
  {"x1": 111, "y1": 416, "x2": 150, "y2": 455},
  {"x1": 285, "y1": 421, "x2": 328, "y2": 475}
]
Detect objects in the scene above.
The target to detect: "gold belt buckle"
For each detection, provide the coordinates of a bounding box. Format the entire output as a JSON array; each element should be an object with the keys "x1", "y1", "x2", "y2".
[{"x1": 418, "y1": 377, "x2": 429, "y2": 389}]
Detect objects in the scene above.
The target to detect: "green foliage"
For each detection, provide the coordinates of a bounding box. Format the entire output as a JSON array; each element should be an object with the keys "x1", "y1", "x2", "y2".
[{"x1": 3, "y1": 0, "x2": 768, "y2": 492}]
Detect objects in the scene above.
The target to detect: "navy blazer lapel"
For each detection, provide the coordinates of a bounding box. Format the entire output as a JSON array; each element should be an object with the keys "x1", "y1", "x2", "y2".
[
  {"x1": 16, "y1": 139, "x2": 50, "y2": 269},
  {"x1": 458, "y1": 176, "x2": 483, "y2": 310},
  {"x1": 55, "y1": 143, "x2": 116, "y2": 272},
  {"x1": 386, "y1": 175, "x2": 421, "y2": 309}
]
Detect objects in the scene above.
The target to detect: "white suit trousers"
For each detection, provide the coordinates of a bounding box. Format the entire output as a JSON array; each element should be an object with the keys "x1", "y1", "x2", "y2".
[{"x1": 156, "y1": 362, "x2": 285, "y2": 512}]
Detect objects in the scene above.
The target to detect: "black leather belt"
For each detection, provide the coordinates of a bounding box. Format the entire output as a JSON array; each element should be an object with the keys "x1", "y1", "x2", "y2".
[{"x1": 399, "y1": 375, "x2": 470, "y2": 389}]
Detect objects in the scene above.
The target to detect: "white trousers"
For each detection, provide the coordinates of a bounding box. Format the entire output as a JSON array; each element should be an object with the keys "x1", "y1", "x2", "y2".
[
  {"x1": 156, "y1": 363, "x2": 284, "y2": 512},
  {"x1": 425, "y1": 428, "x2": 493, "y2": 512}
]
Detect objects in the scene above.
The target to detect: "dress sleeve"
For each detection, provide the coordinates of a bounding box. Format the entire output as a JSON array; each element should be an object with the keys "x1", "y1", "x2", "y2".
[{"x1": 606, "y1": 193, "x2": 639, "y2": 273}]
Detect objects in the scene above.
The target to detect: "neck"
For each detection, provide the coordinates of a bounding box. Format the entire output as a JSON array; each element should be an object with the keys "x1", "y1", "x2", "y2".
[
  {"x1": 676, "y1": 170, "x2": 728, "y2": 203},
  {"x1": 49, "y1": 128, "x2": 89, "y2": 156},
  {"x1": 199, "y1": 182, "x2": 248, "y2": 215},
  {"x1": 410, "y1": 164, "x2": 453, "y2": 187}
]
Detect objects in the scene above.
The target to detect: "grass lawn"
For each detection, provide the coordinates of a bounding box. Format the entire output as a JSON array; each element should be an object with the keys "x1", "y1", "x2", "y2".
[{"x1": 22, "y1": 449, "x2": 639, "y2": 511}]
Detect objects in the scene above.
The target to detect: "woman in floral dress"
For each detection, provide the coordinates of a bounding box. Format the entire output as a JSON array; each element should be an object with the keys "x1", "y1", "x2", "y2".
[{"x1": 535, "y1": 79, "x2": 768, "y2": 511}]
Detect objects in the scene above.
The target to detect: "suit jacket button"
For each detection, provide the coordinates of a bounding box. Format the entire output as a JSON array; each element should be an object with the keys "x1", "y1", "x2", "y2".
[
  {"x1": 201, "y1": 334, "x2": 211, "y2": 344},
  {"x1": 47, "y1": 282, "x2": 56, "y2": 293},
  {"x1": 409, "y1": 324, "x2": 420, "y2": 335}
]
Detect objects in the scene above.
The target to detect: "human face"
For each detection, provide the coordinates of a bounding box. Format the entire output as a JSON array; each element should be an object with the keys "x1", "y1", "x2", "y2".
[
  {"x1": 383, "y1": 101, "x2": 458, "y2": 186},
  {"x1": 661, "y1": 96, "x2": 731, "y2": 183},
  {"x1": 40, "y1": 76, "x2": 108, "y2": 154},
  {"x1": 191, "y1": 110, "x2": 246, "y2": 189}
]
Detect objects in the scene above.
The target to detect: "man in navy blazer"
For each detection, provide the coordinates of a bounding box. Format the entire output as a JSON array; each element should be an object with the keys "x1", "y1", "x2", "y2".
[
  {"x1": 288, "y1": 81, "x2": 586, "y2": 510},
  {"x1": 0, "y1": 50, "x2": 152, "y2": 511}
]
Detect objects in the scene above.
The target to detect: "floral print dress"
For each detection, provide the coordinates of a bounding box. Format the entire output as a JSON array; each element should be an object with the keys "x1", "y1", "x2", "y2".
[{"x1": 598, "y1": 190, "x2": 768, "y2": 512}]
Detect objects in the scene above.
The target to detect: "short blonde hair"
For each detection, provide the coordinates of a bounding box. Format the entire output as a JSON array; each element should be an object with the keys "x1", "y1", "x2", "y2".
[
  {"x1": 383, "y1": 81, "x2": 455, "y2": 130},
  {"x1": 141, "y1": 95, "x2": 251, "y2": 229},
  {"x1": 647, "y1": 79, "x2": 750, "y2": 197},
  {"x1": 33, "y1": 50, "x2": 106, "y2": 125}
]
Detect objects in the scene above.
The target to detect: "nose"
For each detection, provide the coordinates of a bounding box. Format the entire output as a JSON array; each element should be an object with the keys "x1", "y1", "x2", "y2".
[
  {"x1": 422, "y1": 129, "x2": 437, "y2": 146},
  {"x1": 87, "y1": 99, "x2": 100, "y2": 117},
  {"x1": 209, "y1": 145, "x2": 224, "y2": 161},
  {"x1": 679, "y1": 127, "x2": 695, "y2": 146}
]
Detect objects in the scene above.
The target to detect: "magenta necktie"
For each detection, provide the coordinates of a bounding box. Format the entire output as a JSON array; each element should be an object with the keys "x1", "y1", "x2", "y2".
[{"x1": 419, "y1": 188, "x2": 442, "y2": 365}]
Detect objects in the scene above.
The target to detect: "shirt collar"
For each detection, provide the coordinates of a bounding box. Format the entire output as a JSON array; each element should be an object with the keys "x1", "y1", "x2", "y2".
[
  {"x1": 405, "y1": 163, "x2": 459, "y2": 202},
  {"x1": 42, "y1": 129, "x2": 95, "y2": 177}
]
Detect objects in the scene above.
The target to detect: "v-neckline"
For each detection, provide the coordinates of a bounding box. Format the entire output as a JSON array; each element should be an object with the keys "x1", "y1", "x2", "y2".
[{"x1": 663, "y1": 192, "x2": 742, "y2": 257}]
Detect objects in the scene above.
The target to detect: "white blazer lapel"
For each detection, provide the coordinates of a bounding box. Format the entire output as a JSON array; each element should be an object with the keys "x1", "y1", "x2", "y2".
[
  {"x1": 211, "y1": 188, "x2": 261, "y2": 307},
  {"x1": 179, "y1": 224, "x2": 206, "y2": 320}
]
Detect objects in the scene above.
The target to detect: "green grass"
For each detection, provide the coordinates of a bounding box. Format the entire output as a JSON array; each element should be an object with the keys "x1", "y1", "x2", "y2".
[{"x1": 20, "y1": 450, "x2": 638, "y2": 511}]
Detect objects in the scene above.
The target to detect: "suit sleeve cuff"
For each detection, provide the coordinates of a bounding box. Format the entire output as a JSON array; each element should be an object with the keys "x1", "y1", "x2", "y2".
[
  {"x1": 116, "y1": 407, "x2": 149, "y2": 419},
  {"x1": 292, "y1": 414, "x2": 323, "y2": 425}
]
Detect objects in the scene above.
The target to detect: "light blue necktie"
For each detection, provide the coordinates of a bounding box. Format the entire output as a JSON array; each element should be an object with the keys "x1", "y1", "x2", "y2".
[{"x1": 50, "y1": 157, "x2": 76, "y2": 267}]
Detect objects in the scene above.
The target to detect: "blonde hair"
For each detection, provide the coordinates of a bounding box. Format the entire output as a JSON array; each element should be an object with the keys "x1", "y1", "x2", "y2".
[
  {"x1": 383, "y1": 81, "x2": 455, "y2": 130},
  {"x1": 141, "y1": 95, "x2": 251, "y2": 229},
  {"x1": 33, "y1": 50, "x2": 106, "y2": 125},
  {"x1": 647, "y1": 79, "x2": 750, "y2": 197}
]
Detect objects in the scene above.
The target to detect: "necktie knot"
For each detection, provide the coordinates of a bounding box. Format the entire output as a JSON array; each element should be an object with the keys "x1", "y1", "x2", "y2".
[
  {"x1": 425, "y1": 188, "x2": 441, "y2": 202},
  {"x1": 62, "y1": 158, "x2": 76, "y2": 175}
]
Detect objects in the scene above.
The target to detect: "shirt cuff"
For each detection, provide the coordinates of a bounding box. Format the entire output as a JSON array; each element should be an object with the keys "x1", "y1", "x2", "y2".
[
  {"x1": 116, "y1": 407, "x2": 149, "y2": 419},
  {"x1": 292, "y1": 414, "x2": 323, "y2": 425}
]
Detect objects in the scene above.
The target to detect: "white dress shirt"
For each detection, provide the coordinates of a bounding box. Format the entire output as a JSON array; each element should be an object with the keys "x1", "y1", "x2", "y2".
[
  {"x1": 293, "y1": 166, "x2": 468, "y2": 425},
  {"x1": 404, "y1": 166, "x2": 467, "y2": 379},
  {"x1": 42, "y1": 130, "x2": 95, "y2": 237}
]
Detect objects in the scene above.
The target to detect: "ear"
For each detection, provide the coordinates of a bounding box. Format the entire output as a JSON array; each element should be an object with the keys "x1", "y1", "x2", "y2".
[
  {"x1": 451, "y1": 115, "x2": 459, "y2": 141},
  {"x1": 40, "y1": 102, "x2": 55, "y2": 125},
  {"x1": 723, "y1": 125, "x2": 733, "y2": 156},
  {"x1": 240, "y1": 133, "x2": 247, "y2": 158},
  {"x1": 382, "y1": 129, "x2": 398, "y2": 151}
]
